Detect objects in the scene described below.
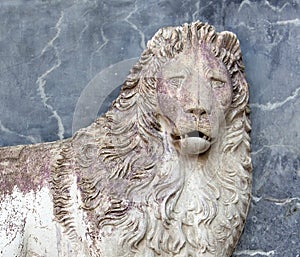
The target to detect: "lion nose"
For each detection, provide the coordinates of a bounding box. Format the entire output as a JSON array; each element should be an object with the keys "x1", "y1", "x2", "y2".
[
  {"x1": 187, "y1": 79, "x2": 212, "y2": 115},
  {"x1": 185, "y1": 107, "x2": 208, "y2": 117}
]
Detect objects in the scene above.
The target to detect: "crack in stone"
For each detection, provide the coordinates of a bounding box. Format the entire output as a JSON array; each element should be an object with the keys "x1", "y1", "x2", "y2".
[
  {"x1": 36, "y1": 11, "x2": 65, "y2": 140},
  {"x1": 250, "y1": 87, "x2": 300, "y2": 111}
]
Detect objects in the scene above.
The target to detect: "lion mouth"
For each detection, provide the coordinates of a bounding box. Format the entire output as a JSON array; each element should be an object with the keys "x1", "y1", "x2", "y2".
[
  {"x1": 171, "y1": 130, "x2": 212, "y2": 155},
  {"x1": 172, "y1": 130, "x2": 211, "y2": 141}
]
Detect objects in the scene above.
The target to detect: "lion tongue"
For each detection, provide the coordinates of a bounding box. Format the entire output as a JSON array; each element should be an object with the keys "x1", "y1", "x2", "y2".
[{"x1": 179, "y1": 137, "x2": 211, "y2": 155}]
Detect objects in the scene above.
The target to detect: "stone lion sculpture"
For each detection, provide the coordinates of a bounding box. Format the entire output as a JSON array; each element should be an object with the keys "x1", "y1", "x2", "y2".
[{"x1": 0, "y1": 21, "x2": 252, "y2": 257}]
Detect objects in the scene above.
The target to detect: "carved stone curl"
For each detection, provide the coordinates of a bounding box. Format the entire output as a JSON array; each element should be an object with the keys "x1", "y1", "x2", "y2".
[{"x1": 0, "y1": 21, "x2": 252, "y2": 257}]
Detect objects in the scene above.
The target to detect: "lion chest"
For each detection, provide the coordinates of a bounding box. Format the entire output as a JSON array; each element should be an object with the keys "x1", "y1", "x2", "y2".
[{"x1": 171, "y1": 165, "x2": 220, "y2": 255}]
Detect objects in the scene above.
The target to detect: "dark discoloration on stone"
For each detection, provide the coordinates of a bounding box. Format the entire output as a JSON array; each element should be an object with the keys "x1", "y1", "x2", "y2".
[{"x1": 0, "y1": 142, "x2": 56, "y2": 196}]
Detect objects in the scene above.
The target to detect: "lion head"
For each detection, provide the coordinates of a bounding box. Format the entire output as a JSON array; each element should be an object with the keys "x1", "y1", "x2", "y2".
[{"x1": 73, "y1": 21, "x2": 252, "y2": 257}]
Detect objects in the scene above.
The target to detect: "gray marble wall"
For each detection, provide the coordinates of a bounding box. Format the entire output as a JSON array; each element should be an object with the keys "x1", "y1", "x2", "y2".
[{"x1": 0, "y1": 0, "x2": 299, "y2": 256}]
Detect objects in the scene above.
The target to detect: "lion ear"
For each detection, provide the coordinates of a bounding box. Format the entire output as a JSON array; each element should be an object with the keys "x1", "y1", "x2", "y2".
[
  {"x1": 216, "y1": 31, "x2": 241, "y2": 58},
  {"x1": 218, "y1": 31, "x2": 250, "y2": 121}
]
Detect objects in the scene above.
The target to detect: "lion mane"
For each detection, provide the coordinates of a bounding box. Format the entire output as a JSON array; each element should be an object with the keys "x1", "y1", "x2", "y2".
[{"x1": 51, "y1": 21, "x2": 252, "y2": 257}]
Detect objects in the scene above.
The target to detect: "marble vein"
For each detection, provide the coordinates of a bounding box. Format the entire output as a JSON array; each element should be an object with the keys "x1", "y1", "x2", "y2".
[
  {"x1": 264, "y1": 0, "x2": 291, "y2": 12},
  {"x1": 234, "y1": 249, "x2": 276, "y2": 256},
  {"x1": 235, "y1": 22, "x2": 255, "y2": 31},
  {"x1": 95, "y1": 26, "x2": 109, "y2": 54},
  {"x1": 89, "y1": 23, "x2": 109, "y2": 75},
  {"x1": 0, "y1": 120, "x2": 37, "y2": 144},
  {"x1": 264, "y1": 196, "x2": 300, "y2": 206},
  {"x1": 192, "y1": 1, "x2": 200, "y2": 21},
  {"x1": 36, "y1": 11, "x2": 65, "y2": 140},
  {"x1": 75, "y1": 17, "x2": 89, "y2": 51},
  {"x1": 250, "y1": 87, "x2": 300, "y2": 111},
  {"x1": 275, "y1": 18, "x2": 300, "y2": 26},
  {"x1": 252, "y1": 196, "x2": 262, "y2": 203},
  {"x1": 124, "y1": 0, "x2": 146, "y2": 50},
  {"x1": 192, "y1": 1, "x2": 213, "y2": 21},
  {"x1": 251, "y1": 144, "x2": 298, "y2": 156},
  {"x1": 237, "y1": 0, "x2": 252, "y2": 13},
  {"x1": 252, "y1": 196, "x2": 300, "y2": 206}
]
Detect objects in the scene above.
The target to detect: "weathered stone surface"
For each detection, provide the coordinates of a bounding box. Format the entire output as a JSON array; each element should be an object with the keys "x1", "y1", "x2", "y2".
[
  {"x1": 0, "y1": 1, "x2": 299, "y2": 256},
  {"x1": 0, "y1": 22, "x2": 251, "y2": 256}
]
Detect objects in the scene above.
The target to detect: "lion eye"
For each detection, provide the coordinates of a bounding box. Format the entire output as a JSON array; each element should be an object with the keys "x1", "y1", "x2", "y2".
[
  {"x1": 210, "y1": 79, "x2": 225, "y2": 89},
  {"x1": 168, "y1": 77, "x2": 184, "y2": 88}
]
